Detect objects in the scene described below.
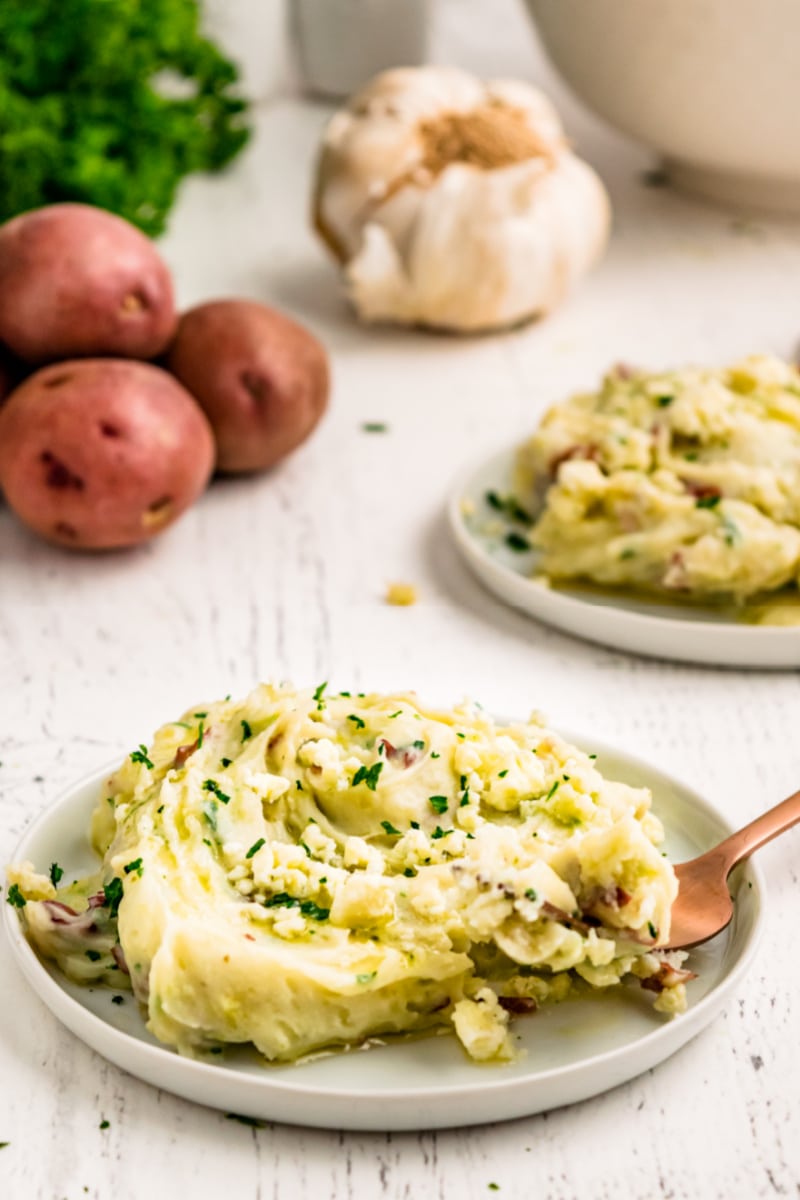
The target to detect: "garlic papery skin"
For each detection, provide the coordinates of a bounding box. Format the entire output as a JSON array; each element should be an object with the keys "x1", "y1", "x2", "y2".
[{"x1": 313, "y1": 66, "x2": 610, "y2": 333}]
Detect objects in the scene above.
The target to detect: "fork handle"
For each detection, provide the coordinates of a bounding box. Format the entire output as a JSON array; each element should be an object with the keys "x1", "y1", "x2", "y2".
[{"x1": 714, "y1": 786, "x2": 800, "y2": 875}]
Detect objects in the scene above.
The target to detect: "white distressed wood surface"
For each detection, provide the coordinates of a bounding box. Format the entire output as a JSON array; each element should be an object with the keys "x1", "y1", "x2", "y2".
[{"x1": 2, "y1": 2, "x2": 800, "y2": 1197}]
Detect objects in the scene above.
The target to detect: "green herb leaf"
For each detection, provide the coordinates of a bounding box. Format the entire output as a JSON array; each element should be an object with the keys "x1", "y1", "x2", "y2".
[
  {"x1": 648, "y1": 921, "x2": 658, "y2": 939},
  {"x1": 525, "y1": 888, "x2": 538, "y2": 902},
  {"x1": 498, "y1": 769, "x2": 509, "y2": 778},
  {"x1": 313, "y1": 681, "x2": 328, "y2": 704},
  {"x1": 656, "y1": 394, "x2": 674, "y2": 407},
  {"x1": 412, "y1": 739, "x2": 425, "y2": 750},
  {"x1": 505, "y1": 531, "x2": 532, "y2": 553},
  {"x1": 130, "y1": 744, "x2": 153, "y2": 769},
  {"x1": 380, "y1": 820, "x2": 401, "y2": 836},
  {"x1": 6, "y1": 883, "x2": 26, "y2": 908},
  {"x1": 203, "y1": 779, "x2": 230, "y2": 804},
  {"x1": 85, "y1": 949, "x2": 102, "y2": 961},
  {"x1": 362, "y1": 421, "x2": 388, "y2": 433},
  {"x1": 356, "y1": 971, "x2": 377, "y2": 984},
  {"x1": 431, "y1": 826, "x2": 451, "y2": 840},
  {"x1": 99, "y1": 1119, "x2": 110, "y2": 1131},
  {"x1": 197, "y1": 720, "x2": 205, "y2": 748},
  {"x1": 103, "y1": 878, "x2": 123, "y2": 915},
  {"x1": 352, "y1": 762, "x2": 383, "y2": 791},
  {"x1": 429, "y1": 795, "x2": 448, "y2": 815},
  {"x1": 545, "y1": 781, "x2": 560, "y2": 801},
  {"x1": 49, "y1": 862, "x2": 63, "y2": 887},
  {"x1": 123, "y1": 858, "x2": 143, "y2": 877},
  {"x1": 696, "y1": 494, "x2": 721, "y2": 509},
  {"x1": 240, "y1": 719, "x2": 252, "y2": 741},
  {"x1": 347, "y1": 714, "x2": 365, "y2": 729},
  {"x1": 220, "y1": 758, "x2": 232, "y2": 768},
  {"x1": 403, "y1": 867, "x2": 417, "y2": 877},
  {"x1": 246, "y1": 838, "x2": 265, "y2": 859}
]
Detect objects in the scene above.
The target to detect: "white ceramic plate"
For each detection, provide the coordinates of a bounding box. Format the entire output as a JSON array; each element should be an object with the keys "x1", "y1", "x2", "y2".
[
  {"x1": 4, "y1": 746, "x2": 763, "y2": 1131},
  {"x1": 449, "y1": 448, "x2": 800, "y2": 668}
]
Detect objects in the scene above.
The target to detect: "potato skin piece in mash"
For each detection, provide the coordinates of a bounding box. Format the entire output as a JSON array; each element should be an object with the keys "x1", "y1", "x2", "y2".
[
  {"x1": 10, "y1": 684, "x2": 689, "y2": 1064},
  {"x1": 515, "y1": 355, "x2": 800, "y2": 601}
]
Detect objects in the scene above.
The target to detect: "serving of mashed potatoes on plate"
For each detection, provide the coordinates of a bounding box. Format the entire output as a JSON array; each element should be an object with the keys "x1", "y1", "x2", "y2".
[
  {"x1": 514, "y1": 355, "x2": 800, "y2": 603},
  {"x1": 8, "y1": 685, "x2": 692, "y2": 1065}
]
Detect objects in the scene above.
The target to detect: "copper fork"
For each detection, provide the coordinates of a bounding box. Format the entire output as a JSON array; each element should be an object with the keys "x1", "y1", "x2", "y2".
[{"x1": 660, "y1": 786, "x2": 800, "y2": 950}]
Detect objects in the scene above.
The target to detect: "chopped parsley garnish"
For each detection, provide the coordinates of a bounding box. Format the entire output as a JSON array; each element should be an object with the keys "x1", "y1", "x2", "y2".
[
  {"x1": 313, "y1": 681, "x2": 327, "y2": 707},
  {"x1": 197, "y1": 721, "x2": 205, "y2": 748},
  {"x1": 240, "y1": 719, "x2": 252, "y2": 741},
  {"x1": 620, "y1": 547, "x2": 637, "y2": 560},
  {"x1": 347, "y1": 714, "x2": 366, "y2": 729},
  {"x1": 295, "y1": 780, "x2": 303, "y2": 791},
  {"x1": 505, "y1": 531, "x2": 531, "y2": 553},
  {"x1": 456, "y1": 732, "x2": 465, "y2": 740},
  {"x1": 220, "y1": 758, "x2": 232, "y2": 768},
  {"x1": 352, "y1": 762, "x2": 383, "y2": 790},
  {"x1": 459, "y1": 774, "x2": 467, "y2": 790},
  {"x1": 225, "y1": 1113, "x2": 268, "y2": 1128},
  {"x1": 123, "y1": 858, "x2": 143, "y2": 876},
  {"x1": 656, "y1": 394, "x2": 674, "y2": 407},
  {"x1": 6, "y1": 884, "x2": 26, "y2": 908},
  {"x1": 696, "y1": 494, "x2": 721, "y2": 509},
  {"x1": 381, "y1": 820, "x2": 401, "y2": 836},
  {"x1": 648, "y1": 921, "x2": 658, "y2": 939},
  {"x1": 431, "y1": 826, "x2": 451, "y2": 840},
  {"x1": 111, "y1": 995, "x2": 124, "y2": 1005},
  {"x1": 0, "y1": 1143, "x2": 8, "y2": 1149},
  {"x1": 460, "y1": 789, "x2": 470, "y2": 807},
  {"x1": 362, "y1": 421, "x2": 388, "y2": 433},
  {"x1": 85, "y1": 949, "x2": 102, "y2": 962},
  {"x1": 525, "y1": 888, "x2": 538, "y2": 902},
  {"x1": 410, "y1": 820, "x2": 420, "y2": 830},
  {"x1": 194, "y1": 711, "x2": 208, "y2": 718},
  {"x1": 130, "y1": 744, "x2": 153, "y2": 769},
  {"x1": 339, "y1": 691, "x2": 351, "y2": 697},
  {"x1": 588, "y1": 753, "x2": 597, "y2": 760},
  {"x1": 356, "y1": 971, "x2": 377, "y2": 984},
  {"x1": 103, "y1": 878, "x2": 123, "y2": 915},
  {"x1": 498, "y1": 769, "x2": 509, "y2": 778},
  {"x1": 49, "y1": 862, "x2": 63, "y2": 887},
  {"x1": 389, "y1": 710, "x2": 402, "y2": 718},
  {"x1": 203, "y1": 800, "x2": 219, "y2": 831},
  {"x1": 246, "y1": 838, "x2": 266, "y2": 859},
  {"x1": 545, "y1": 781, "x2": 560, "y2": 801},
  {"x1": 430, "y1": 752, "x2": 440, "y2": 759},
  {"x1": 403, "y1": 867, "x2": 417, "y2": 877},
  {"x1": 429, "y1": 795, "x2": 448, "y2": 815},
  {"x1": 263, "y1": 893, "x2": 330, "y2": 920},
  {"x1": 203, "y1": 779, "x2": 230, "y2": 804},
  {"x1": 412, "y1": 739, "x2": 425, "y2": 750},
  {"x1": 99, "y1": 1120, "x2": 110, "y2": 1131},
  {"x1": 485, "y1": 491, "x2": 533, "y2": 525}
]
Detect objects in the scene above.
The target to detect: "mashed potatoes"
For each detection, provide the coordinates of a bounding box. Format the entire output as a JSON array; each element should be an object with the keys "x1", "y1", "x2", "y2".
[
  {"x1": 514, "y1": 355, "x2": 800, "y2": 600},
  {"x1": 9, "y1": 685, "x2": 691, "y2": 1064}
]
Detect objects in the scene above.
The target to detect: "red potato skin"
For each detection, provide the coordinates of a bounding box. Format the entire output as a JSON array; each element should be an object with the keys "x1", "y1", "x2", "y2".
[
  {"x1": 0, "y1": 204, "x2": 176, "y2": 364},
  {"x1": 165, "y1": 299, "x2": 330, "y2": 473},
  {"x1": 0, "y1": 359, "x2": 215, "y2": 549}
]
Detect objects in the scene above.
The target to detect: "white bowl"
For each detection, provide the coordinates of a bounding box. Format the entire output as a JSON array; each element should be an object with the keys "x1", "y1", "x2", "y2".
[{"x1": 525, "y1": 0, "x2": 800, "y2": 214}]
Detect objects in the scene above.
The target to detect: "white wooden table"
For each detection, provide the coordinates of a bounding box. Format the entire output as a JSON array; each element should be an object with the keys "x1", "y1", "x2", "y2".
[{"x1": 2, "y1": 3, "x2": 800, "y2": 1197}]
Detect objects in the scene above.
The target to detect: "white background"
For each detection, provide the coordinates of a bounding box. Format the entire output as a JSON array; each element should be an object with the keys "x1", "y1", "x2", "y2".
[{"x1": 2, "y1": 1, "x2": 800, "y2": 1197}]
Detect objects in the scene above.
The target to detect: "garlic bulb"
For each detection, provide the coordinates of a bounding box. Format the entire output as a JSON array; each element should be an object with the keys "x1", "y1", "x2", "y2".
[{"x1": 313, "y1": 66, "x2": 610, "y2": 333}]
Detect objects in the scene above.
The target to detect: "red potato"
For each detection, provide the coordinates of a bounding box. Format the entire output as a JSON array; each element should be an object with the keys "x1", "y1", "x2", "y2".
[
  {"x1": 165, "y1": 299, "x2": 329, "y2": 473},
  {"x1": 0, "y1": 204, "x2": 176, "y2": 364},
  {"x1": 0, "y1": 359, "x2": 215, "y2": 549}
]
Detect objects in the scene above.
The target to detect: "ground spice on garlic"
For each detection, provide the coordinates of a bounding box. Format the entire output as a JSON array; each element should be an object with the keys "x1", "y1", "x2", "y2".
[{"x1": 418, "y1": 104, "x2": 552, "y2": 175}]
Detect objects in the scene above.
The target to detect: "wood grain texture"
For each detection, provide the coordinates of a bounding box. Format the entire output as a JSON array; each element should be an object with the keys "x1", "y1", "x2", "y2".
[{"x1": 2, "y1": 3, "x2": 800, "y2": 1197}]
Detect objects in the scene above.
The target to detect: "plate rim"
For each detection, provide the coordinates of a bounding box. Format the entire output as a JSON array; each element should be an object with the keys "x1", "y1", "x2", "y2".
[
  {"x1": 448, "y1": 444, "x2": 800, "y2": 651},
  {"x1": 3, "y1": 742, "x2": 766, "y2": 1112}
]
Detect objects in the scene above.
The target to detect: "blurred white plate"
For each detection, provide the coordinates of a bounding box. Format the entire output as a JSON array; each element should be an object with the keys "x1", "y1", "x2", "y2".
[
  {"x1": 449, "y1": 448, "x2": 800, "y2": 668},
  {"x1": 4, "y1": 747, "x2": 763, "y2": 1131}
]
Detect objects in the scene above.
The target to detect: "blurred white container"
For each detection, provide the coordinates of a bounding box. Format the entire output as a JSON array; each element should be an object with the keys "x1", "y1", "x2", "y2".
[
  {"x1": 525, "y1": 0, "x2": 800, "y2": 214},
  {"x1": 291, "y1": 0, "x2": 431, "y2": 98}
]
